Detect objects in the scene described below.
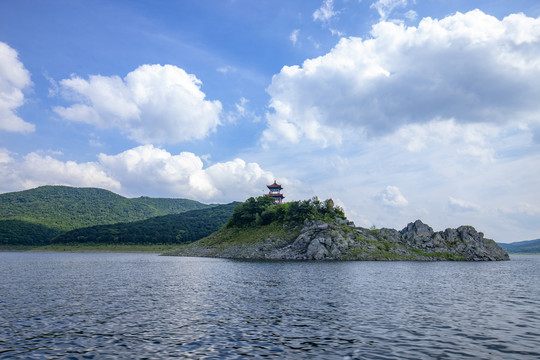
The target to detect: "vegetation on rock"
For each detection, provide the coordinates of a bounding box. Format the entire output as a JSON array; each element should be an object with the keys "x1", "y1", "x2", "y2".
[
  {"x1": 166, "y1": 198, "x2": 509, "y2": 261},
  {"x1": 225, "y1": 196, "x2": 345, "y2": 228}
]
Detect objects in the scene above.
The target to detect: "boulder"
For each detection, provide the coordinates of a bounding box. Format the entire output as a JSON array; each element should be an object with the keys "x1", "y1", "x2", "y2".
[
  {"x1": 306, "y1": 238, "x2": 329, "y2": 259},
  {"x1": 401, "y1": 220, "x2": 434, "y2": 241}
]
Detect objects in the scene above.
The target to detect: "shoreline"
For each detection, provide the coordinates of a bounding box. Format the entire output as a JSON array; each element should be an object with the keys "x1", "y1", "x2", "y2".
[{"x1": 0, "y1": 244, "x2": 180, "y2": 253}]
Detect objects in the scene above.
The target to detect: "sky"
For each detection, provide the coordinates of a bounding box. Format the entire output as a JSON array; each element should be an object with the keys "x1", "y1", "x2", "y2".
[{"x1": 1, "y1": 0, "x2": 540, "y2": 242}]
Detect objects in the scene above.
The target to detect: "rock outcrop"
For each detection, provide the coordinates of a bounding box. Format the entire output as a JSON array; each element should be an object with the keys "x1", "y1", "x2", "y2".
[{"x1": 166, "y1": 219, "x2": 510, "y2": 261}]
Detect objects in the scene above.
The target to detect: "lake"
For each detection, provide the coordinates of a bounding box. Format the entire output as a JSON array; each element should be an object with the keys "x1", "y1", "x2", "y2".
[{"x1": 1, "y1": 253, "x2": 539, "y2": 359}]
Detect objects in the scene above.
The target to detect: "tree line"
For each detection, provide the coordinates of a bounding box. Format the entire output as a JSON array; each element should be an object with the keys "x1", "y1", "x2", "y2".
[{"x1": 226, "y1": 196, "x2": 346, "y2": 228}]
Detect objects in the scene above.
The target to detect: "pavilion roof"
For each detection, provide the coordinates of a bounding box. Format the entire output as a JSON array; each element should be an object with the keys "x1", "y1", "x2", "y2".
[{"x1": 267, "y1": 181, "x2": 282, "y2": 189}]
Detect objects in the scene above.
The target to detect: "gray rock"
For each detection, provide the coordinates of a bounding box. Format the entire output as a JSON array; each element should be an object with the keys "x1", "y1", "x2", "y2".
[
  {"x1": 317, "y1": 223, "x2": 329, "y2": 231},
  {"x1": 170, "y1": 217, "x2": 509, "y2": 261},
  {"x1": 306, "y1": 239, "x2": 329, "y2": 259},
  {"x1": 401, "y1": 220, "x2": 434, "y2": 242}
]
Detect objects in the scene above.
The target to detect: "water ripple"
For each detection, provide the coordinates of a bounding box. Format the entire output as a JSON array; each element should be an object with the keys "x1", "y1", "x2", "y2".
[{"x1": 0, "y1": 253, "x2": 539, "y2": 359}]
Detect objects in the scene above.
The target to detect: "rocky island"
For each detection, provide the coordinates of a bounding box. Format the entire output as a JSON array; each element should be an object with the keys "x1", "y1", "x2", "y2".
[{"x1": 165, "y1": 197, "x2": 509, "y2": 261}]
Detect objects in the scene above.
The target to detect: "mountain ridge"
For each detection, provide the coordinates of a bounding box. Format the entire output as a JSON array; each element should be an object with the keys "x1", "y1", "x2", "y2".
[
  {"x1": 498, "y1": 239, "x2": 540, "y2": 254},
  {"x1": 0, "y1": 185, "x2": 214, "y2": 246},
  {"x1": 52, "y1": 203, "x2": 239, "y2": 245}
]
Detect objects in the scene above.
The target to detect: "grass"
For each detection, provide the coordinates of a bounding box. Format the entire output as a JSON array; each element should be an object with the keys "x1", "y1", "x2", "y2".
[
  {"x1": 1, "y1": 243, "x2": 181, "y2": 253},
  {"x1": 165, "y1": 222, "x2": 302, "y2": 257}
]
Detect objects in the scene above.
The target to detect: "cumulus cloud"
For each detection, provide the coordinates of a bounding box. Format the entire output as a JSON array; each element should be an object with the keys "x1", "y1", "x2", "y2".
[
  {"x1": 98, "y1": 145, "x2": 275, "y2": 201},
  {"x1": 263, "y1": 10, "x2": 540, "y2": 147},
  {"x1": 313, "y1": 0, "x2": 338, "y2": 23},
  {"x1": 54, "y1": 64, "x2": 222, "y2": 144},
  {"x1": 0, "y1": 145, "x2": 278, "y2": 202},
  {"x1": 380, "y1": 185, "x2": 408, "y2": 207},
  {"x1": 0, "y1": 42, "x2": 35, "y2": 133},
  {"x1": 0, "y1": 151, "x2": 120, "y2": 193}
]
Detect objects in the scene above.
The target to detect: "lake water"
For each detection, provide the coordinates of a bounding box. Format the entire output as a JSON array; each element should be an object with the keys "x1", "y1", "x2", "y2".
[{"x1": 1, "y1": 253, "x2": 539, "y2": 359}]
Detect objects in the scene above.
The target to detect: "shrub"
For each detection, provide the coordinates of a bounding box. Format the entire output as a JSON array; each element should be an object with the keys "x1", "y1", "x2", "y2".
[{"x1": 226, "y1": 196, "x2": 347, "y2": 228}]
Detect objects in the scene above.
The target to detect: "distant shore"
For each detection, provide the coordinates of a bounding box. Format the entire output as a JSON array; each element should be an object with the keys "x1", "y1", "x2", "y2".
[
  {"x1": 0, "y1": 244, "x2": 180, "y2": 253},
  {"x1": 1, "y1": 245, "x2": 537, "y2": 256}
]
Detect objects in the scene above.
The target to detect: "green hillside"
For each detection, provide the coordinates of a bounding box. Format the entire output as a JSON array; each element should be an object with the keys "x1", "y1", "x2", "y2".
[
  {"x1": 498, "y1": 239, "x2": 540, "y2": 254},
  {"x1": 52, "y1": 203, "x2": 239, "y2": 245},
  {"x1": 0, "y1": 185, "x2": 212, "y2": 246},
  {"x1": 131, "y1": 196, "x2": 212, "y2": 214},
  {"x1": 1, "y1": 186, "x2": 155, "y2": 231},
  {"x1": 0, "y1": 219, "x2": 62, "y2": 246}
]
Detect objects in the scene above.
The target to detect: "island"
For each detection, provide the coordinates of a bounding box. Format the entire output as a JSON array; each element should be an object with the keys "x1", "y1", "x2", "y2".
[{"x1": 165, "y1": 196, "x2": 510, "y2": 261}]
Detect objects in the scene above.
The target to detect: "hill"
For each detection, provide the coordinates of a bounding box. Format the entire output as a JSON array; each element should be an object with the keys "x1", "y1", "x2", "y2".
[
  {"x1": 131, "y1": 196, "x2": 212, "y2": 214},
  {"x1": 0, "y1": 219, "x2": 61, "y2": 246},
  {"x1": 498, "y1": 239, "x2": 540, "y2": 254},
  {"x1": 165, "y1": 196, "x2": 509, "y2": 261},
  {"x1": 52, "y1": 203, "x2": 238, "y2": 245},
  {"x1": 0, "y1": 185, "x2": 212, "y2": 246}
]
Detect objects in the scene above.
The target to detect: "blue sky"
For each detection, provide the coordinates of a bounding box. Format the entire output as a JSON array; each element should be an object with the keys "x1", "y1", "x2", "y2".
[{"x1": 1, "y1": 0, "x2": 540, "y2": 242}]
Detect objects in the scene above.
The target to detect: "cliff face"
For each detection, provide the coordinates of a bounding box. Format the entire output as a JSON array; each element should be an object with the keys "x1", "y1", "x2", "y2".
[{"x1": 166, "y1": 219, "x2": 510, "y2": 261}]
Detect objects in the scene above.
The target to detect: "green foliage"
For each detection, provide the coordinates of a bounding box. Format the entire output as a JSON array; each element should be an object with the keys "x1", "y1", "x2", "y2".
[
  {"x1": 0, "y1": 219, "x2": 61, "y2": 246},
  {"x1": 131, "y1": 196, "x2": 211, "y2": 214},
  {"x1": 164, "y1": 221, "x2": 303, "y2": 257},
  {"x1": 52, "y1": 203, "x2": 238, "y2": 245},
  {"x1": 0, "y1": 185, "x2": 212, "y2": 245},
  {"x1": 226, "y1": 196, "x2": 347, "y2": 228},
  {"x1": 498, "y1": 239, "x2": 540, "y2": 254},
  {"x1": 0, "y1": 185, "x2": 211, "y2": 231}
]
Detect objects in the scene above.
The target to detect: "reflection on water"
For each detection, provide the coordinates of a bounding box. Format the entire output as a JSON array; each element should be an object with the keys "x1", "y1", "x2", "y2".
[{"x1": 1, "y1": 253, "x2": 539, "y2": 359}]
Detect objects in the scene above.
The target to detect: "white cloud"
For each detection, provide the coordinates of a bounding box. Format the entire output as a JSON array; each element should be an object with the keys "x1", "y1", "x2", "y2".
[
  {"x1": 0, "y1": 151, "x2": 120, "y2": 193},
  {"x1": 371, "y1": 0, "x2": 409, "y2": 21},
  {"x1": 0, "y1": 148, "x2": 13, "y2": 165},
  {"x1": 252, "y1": 113, "x2": 540, "y2": 241},
  {"x1": 217, "y1": 65, "x2": 236, "y2": 74},
  {"x1": 0, "y1": 145, "x2": 278, "y2": 203},
  {"x1": 330, "y1": 28, "x2": 345, "y2": 37},
  {"x1": 290, "y1": 29, "x2": 299, "y2": 45},
  {"x1": 263, "y1": 10, "x2": 540, "y2": 147},
  {"x1": 448, "y1": 197, "x2": 480, "y2": 212},
  {"x1": 380, "y1": 185, "x2": 408, "y2": 207},
  {"x1": 313, "y1": 0, "x2": 338, "y2": 23},
  {"x1": 98, "y1": 145, "x2": 275, "y2": 201},
  {"x1": 54, "y1": 64, "x2": 222, "y2": 144},
  {"x1": 98, "y1": 145, "x2": 276, "y2": 202},
  {"x1": 500, "y1": 202, "x2": 540, "y2": 217},
  {"x1": 391, "y1": 118, "x2": 498, "y2": 162},
  {"x1": 496, "y1": 202, "x2": 540, "y2": 240},
  {"x1": 226, "y1": 97, "x2": 260, "y2": 124},
  {"x1": 404, "y1": 10, "x2": 417, "y2": 21},
  {"x1": 0, "y1": 41, "x2": 35, "y2": 133}
]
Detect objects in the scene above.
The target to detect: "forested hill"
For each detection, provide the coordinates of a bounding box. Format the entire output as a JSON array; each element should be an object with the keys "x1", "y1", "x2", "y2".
[
  {"x1": 0, "y1": 185, "x2": 211, "y2": 231},
  {"x1": 0, "y1": 185, "x2": 213, "y2": 246},
  {"x1": 53, "y1": 203, "x2": 239, "y2": 245},
  {"x1": 499, "y1": 239, "x2": 540, "y2": 254},
  {"x1": 131, "y1": 196, "x2": 212, "y2": 215}
]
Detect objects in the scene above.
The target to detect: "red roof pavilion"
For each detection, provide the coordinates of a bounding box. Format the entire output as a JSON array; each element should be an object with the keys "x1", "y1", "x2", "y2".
[{"x1": 265, "y1": 181, "x2": 284, "y2": 204}]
